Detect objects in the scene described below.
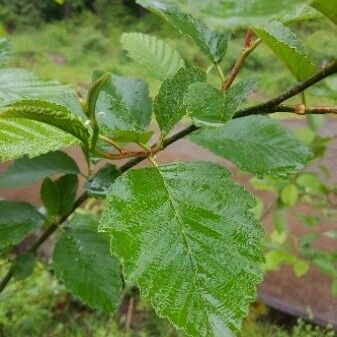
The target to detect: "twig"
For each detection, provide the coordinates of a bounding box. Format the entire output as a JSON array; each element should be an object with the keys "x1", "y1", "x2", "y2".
[
  {"x1": 99, "y1": 134, "x2": 123, "y2": 153},
  {"x1": 125, "y1": 296, "x2": 134, "y2": 335},
  {"x1": 272, "y1": 104, "x2": 337, "y2": 115},
  {"x1": 223, "y1": 31, "x2": 261, "y2": 91}
]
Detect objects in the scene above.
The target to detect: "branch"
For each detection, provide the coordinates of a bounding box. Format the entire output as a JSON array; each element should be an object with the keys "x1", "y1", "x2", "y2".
[
  {"x1": 271, "y1": 104, "x2": 337, "y2": 115},
  {"x1": 1, "y1": 61, "x2": 336, "y2": 294},
  {"x1": 236, "y1": 60, "x2": 337, "y2": 117}
]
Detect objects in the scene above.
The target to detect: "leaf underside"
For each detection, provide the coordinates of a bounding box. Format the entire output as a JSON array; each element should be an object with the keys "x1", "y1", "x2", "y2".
[{"x1": 100, "y1": 161, "x2": 264, "y2": 337}]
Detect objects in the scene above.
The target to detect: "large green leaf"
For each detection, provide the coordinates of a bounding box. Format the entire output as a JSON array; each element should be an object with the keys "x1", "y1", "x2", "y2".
[
  {"x1": 53, "y1": 213, "x2": 123, "y2": 312},
  {"x1": 137, "y1": 0, "x2": 230, "y2": 63},
  {"x1": 174, "y1": 0, "x2": 319, "y2": 29},
  {"x1": 100, "y1": 162, "x2": 264, "y2": 337},
  {"x1": 121, "y1": 32, "x2": 185, "y2": 81},
  {"x1": 0, "y1": 118, "x2": 79, "y2": 161},
  {"x1": 311, "y1": 0, "x2": 337, "y2": 25},
  {"x1": 184, "y1": 78, "x2": 257, "y2": 126},
  {"x1": 0, "y1": 100, "x2": 90, "y2": 145},
  {"x1": 0, "y1": 151, "x2": 79, "y2": 189},
  {"x1": 96, "y1": 74, "x2": 153, "y2": 143},
  {"x1": 154, "y1": 67, "x2": 205, "y2": 135},
  {"x1": 0, "y1": 68, "x2": 69, "y2": 107},
  {"x1": 0, "y1": 200, "x2": 44, "y2": 249},
  {"x1": 253, "y1": 21, "x2": 317, "y2": 81},
  {"x1": 189, "y1": 116, "x2": 313, "y2": 177}
]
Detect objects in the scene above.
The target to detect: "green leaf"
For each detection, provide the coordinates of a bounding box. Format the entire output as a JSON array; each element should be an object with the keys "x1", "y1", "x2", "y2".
[
  {"x1": 0, "y1": 100, "x2": 90, "y2": 146},
  {"x1": 53, "y1": 213, "x2": 123, "y2": 312},
  {"x1": 154, "y1": 67, "x2": 205, "y2": 135},
  {"x1": 281, "y1": 184, "x2": 299, "y2": 207},
  {"x1": 0, "y1": 118, "x2": 79, "y2": 162},
  {"x1": 0, "y1": 151, "x2": 79, "y2": 189},
  {"x1": 41, "y1": 178, "x2": 61, "y2": 217},
  {"x1": 253, "y1": 21, "x2": 316, "y2": 81},
  {"x1": 121, "y1": 33, "x2": 185, "y2": 81},
  {"x1": 0, "y1": 200, "x2": 44, "y2": 249},
  {"x1": 100, "y1": 161, "x2": 264, "y2": 336},
  {"x1": 96, "y1": 74, "x2": 152, "y2": 143},
  {"x1": 0, "y1": 68, "x2": 69, "y2": 107},
  {"x1": 296, "y1": 173, "x2": 327, "y2": 194},
  {"x1": 55, "y1": 174, "x2": 78, "y2": 215},
  {"x1": 184, "y1": 78, "x2": 257, "y2": 126},
  {"x1": 272, "y1": 209, "x2": 286, "y2": 234},
  {"x1": 311, "y1": 0, "x2": 337, "y2": 25},
  {"x1": 189, "y1": 116, "x2": 313, "y2": 177},
  {"x1": 12, "y1": 253, "x2": 36, "y2": 281},
  {"x1": 137, "y1": 0, "x2": 230, "y2": 63},
  {"x1": 108, "y1": 130, "x2": 154, "y2": 144},
  {"x1": 0, "y1": 38, "x2": 10, "y2": 65},
  {"x1": 85, "y1": 164, "x2": 121, "y2": 199},
  {"x1": 174, "y1": 0, "x2": 318, "y2": 29},
  {"x1": 293, "y1": 259, "x2": 310, "y2": 277}
]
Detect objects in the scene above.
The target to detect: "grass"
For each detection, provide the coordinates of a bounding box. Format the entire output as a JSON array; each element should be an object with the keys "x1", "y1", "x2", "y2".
[{"x1": 0, "y1": 263, "x2": 335, "y2": 337}]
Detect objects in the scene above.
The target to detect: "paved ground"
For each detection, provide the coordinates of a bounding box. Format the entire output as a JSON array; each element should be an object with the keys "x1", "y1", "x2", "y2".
[{"x1": 1, "y1": 120, "x2": 336, "y2": 327}]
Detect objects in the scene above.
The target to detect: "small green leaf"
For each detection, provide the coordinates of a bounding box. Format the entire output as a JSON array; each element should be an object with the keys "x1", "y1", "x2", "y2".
[
  {"x1": 296, "y1": 173, "x2": 327, "y2": 193},
  {"x1": 109, "y1": 130, "x2": 154, "y2": 144},
  {"x1": 0, "y1": 38, "x2": 10, "y2": 65},
  {"x1": 154, "y1": 67, "x2": 205, "y2": 135},
  {"x1": 53, "y1": 213, "x2": 123, "y2": 312},
  {"x1": 100, "y1": 161, "x2": 264, "y2": 337},
  {"x1": 96, "y1": 74, "x2": 153, "y2": 143},
  {"x1": 0, "y1": 200, "x2": 44, "y2": 249},
  {"x1": 272, "y1": 209, "x2": 286, "y2": 234},
  {"x1": 313, "y1": 256, "x2": 337, "y2": 277},
  {"x1": 41, "y1": 178, "x2": 61, "y2": 217},
  {"x1": 0, "y1": 118, "x2": 79, "y2": 162},
  {"x1": 311, "y1": 0, "x2": 337, "y2": 25},
  {"x1": 293, "y1": 259, "x2": 310, "y2": 277},
  {"x1": 85, "y1": 164, "x2": 121, "y2": 199},
  {"x1": 184, "y1": 78, "x2": 257, "y2": 126},
  {"x1": 121, "y1": 33, "x2": 185, "y2": 81},
  {"x1": 0, "y1": 151, "x2": 79, "y2": 189},
  {"x1": 55, "y1": 174, "x2": 78, "y2": 216},
  {"x1": 190, "y1": 116, "x2": 313, "y2": 177},
  {"x1": 12, "y1": 253, "x2": 36, "y2": 281},
  {"x1": 296, "y1": 213, "x2": 320, "y2": 227},
  {"x1": 0, "y1": 100, "x2": 90, "y2": 146},
  {"x1": 253, "y1": 21, "x2": 316, "y2": 81},
  {"x1": 281, "y1": 184, "x2": 299, "y2": 207},
  {"x1": 137, "y1": 0, "x2": 230, "y2": 63}
]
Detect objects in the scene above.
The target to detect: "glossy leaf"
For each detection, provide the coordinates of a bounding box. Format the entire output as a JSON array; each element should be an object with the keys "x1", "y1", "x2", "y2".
[
  {"x1": 253, "y1": 21, "x2": 316, "y2": 81},
  {"x1": 85, "y1": 164, "x2": 121, "y2": 199},
  {"x1": 184, "y1": 78, "x2": 257, "y2": 126},
  {"x1": 121, "y1": 33, "x2": 185, "y2": 81},
  {"x1": 0, "y1": 151, "x2": 79, "y2": 189},
  {"x1": 100, "y1": 161, "x2": 264, "y2": 337},
  {"x1": 0, "y1": 68, "x2": 69, "y2": 107},
  {"x1": 154, "y1": 67, "x2": 205, "y2": 135},
  {"x1": 311, "y1": 0, "x2": 337, "y2": 25},
  {"x1": 0, "y1": 118, "x2": 79, "y2": 161},
  {"x1": 189, "y1": 116, "x2": 313, "y2": 177},
  {"x1": 0, "y1": 200, "x2": 44, "y2": 249},
  {"x1": 96, "y1": 74, "x2": 152, "y2": 143},
  {"x1": 137, "y1": 0, "x2": 230, "y2": 63},
  {"x1": 41, "y1": 178, "x2": 61, "y2": 217},
  {"x1": 0, "y1": 100, "x2": 90, "y2": 145},
  {"x1": 55, "y1": 174, "x2": 78, "y2": 215},
  {"x1": 53, "y1": 213, "x2": 123, "y2": 312}
]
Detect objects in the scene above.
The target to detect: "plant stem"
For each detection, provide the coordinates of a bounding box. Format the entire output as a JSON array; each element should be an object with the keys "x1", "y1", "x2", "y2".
[
  {"x1": 126, "y1": 296, "x2": 134, "y2": 334},
  {"x1": 237, "y1": 59, "x2": 337, "y2": 117},
  {"x1": 0, "y1": 60, "x2": 336, "y2": 294},
  {"x1": 99, "y1": 134, "x2": 123, "y2": 153},
  {"x1": 215, "y1": 63, "x2": 225, "y2": 89},
  {"x1": 270, "y1": 105, "x2": 337, "y2": 115},
  {"x1": 222, "y1": 35, "x2": 261, "y2": 91}
]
